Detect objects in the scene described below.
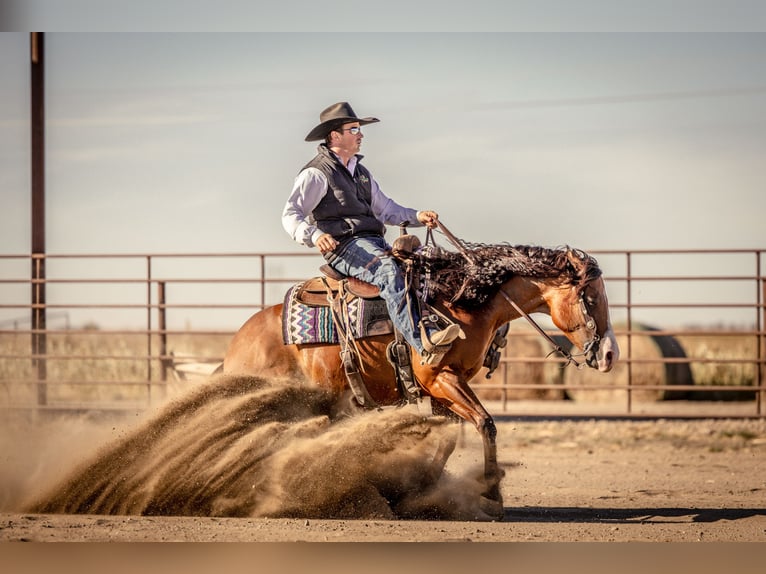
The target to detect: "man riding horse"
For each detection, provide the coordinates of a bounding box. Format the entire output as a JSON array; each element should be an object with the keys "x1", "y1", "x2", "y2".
[
  {"x1": 281, "y1": 101, "x2": 461, "y2": 366},
  {"x1": 228, "y1": 118, "x2": 620, "y2": 515}
]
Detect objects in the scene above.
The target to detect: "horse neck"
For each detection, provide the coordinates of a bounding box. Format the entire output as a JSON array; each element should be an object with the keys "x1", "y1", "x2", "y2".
[{"x1": 496, "y1": 275, "x2": 551, "y2": 324}]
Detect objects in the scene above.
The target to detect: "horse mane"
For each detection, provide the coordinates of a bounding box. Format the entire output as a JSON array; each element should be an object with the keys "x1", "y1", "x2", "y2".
[{"x1": 414, "y1": 243, "x2": 602, "y2": 309}]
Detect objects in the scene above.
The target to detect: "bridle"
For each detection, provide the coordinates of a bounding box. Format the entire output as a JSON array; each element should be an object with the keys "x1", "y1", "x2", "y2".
[
  {"x1": 570, "y1": 291, "x2": 602, "y2": 368},
  {"x1": 430, "y1": 220, "x2": 602, "y2": 369},
  {"x1": 497, "y1": 287, "x2": 600, "y2": 369}
]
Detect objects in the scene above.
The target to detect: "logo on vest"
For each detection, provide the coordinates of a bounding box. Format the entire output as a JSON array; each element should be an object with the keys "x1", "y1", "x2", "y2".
[{"x1": 358, "y1": 175, "x2": 370, "y2": 184}]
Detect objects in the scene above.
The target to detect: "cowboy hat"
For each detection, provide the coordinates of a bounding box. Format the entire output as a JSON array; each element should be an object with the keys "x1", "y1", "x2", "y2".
[{"x1": 304, "y1": 102, "x2": 380, "y2": 142}]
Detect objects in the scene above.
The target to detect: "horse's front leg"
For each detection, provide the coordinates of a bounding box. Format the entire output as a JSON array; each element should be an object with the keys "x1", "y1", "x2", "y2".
[{"x1": 426, "y1": 370, "x2": 504, "y2": 513}]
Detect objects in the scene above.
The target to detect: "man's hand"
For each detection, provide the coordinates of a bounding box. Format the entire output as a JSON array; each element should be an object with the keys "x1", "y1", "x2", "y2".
[
  {"x1": 417, "y1": 210, "x2": 440, "y2": 228},
  {"x1": 315, "y1": 233, "x2": 338, "y2": 254}
]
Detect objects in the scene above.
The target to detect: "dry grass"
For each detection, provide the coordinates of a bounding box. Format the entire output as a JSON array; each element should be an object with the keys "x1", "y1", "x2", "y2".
[
  {"x1": 0, "y1": 331, "x2": 230, "y2": 407},
  {"x1": 1, "y1": 326, "x2": 761, "y2": 408}
]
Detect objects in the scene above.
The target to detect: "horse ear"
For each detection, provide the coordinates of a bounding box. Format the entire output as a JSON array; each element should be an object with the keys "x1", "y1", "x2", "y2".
[{"x1": 565, "y1": 248, "x2": 584, "y2": 279}]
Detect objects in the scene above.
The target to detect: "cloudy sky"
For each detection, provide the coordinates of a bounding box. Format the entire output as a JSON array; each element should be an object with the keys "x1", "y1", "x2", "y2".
[{"x1": 1, "y1": 16, "x2": 765, "y2": 327}]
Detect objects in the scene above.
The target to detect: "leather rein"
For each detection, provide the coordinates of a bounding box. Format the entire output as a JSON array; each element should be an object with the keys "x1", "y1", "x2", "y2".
[{"x1": 430, "y1": 221, "x2": 600, "y2": 369}]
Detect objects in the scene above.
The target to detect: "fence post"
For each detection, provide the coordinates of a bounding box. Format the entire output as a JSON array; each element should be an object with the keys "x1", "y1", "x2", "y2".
[
  {"x1": 31, "y1": 33, "x2": 47, "y2": 408},
  {"x1": 760, "y1": 271, "x2": 765, "y2": 416},
  {"x1": 625, "y1": 251, "x2": 633, "y2": 414},
  {"x1": 31, "y1": 256, "x2": 47, "y2": 407},
  {"x1": 146, "y1": 255, "x2": 153, "y2": 403},
  {"x1": 260, "y1": 254, "x2": 266, "y2": 311},
  {"x1": 158, "y1": 281, "x2": 168, "y2": 388}
]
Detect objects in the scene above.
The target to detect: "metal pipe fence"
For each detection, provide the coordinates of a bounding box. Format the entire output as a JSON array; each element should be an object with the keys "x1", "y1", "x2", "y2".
[{"x1": 1, "y1": 249, "x2": 763, "y2": 418}]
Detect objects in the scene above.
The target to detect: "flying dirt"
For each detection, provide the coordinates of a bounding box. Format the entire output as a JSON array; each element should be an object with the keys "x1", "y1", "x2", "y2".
[{"x1": 23, "y1": 375, "x2": 499, "y2": 521}]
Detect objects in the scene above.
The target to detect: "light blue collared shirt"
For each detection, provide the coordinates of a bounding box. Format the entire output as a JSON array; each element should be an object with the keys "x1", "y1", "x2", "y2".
[{"x1": 282, "y1": 153, "x2": 421, "y2": 247}]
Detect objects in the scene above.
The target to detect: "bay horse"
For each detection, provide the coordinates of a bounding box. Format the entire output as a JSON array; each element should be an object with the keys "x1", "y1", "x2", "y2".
[{"x1": 222, "y1": 241, "x2": 619, "y2": 519}]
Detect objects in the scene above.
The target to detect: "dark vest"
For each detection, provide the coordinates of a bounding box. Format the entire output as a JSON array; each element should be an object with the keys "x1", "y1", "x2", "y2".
[{"x1": 303, "y1": 145, "x2": 385, "y2": 242}]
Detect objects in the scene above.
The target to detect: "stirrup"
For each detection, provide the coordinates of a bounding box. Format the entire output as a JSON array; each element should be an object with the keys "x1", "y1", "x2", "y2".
[
  {"x1": 386, "y1": 340, "x2": 419, "y2": 401},
  {"x1": 420, "y1": 347, "x2": 450, "y2": 366}
]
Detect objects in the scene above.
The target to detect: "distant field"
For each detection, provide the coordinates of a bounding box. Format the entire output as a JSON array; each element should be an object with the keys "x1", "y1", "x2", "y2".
[
  {"x1": 0, "y1": 331, "x2": 231, "y2": 406},
  {"x1": 1, "y1": 327, "x2": 762, "y2": 408}
]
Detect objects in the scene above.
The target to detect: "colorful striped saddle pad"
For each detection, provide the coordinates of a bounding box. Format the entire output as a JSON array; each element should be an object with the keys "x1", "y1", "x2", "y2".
[{"x1": 281, "y1": 281, "x2": 393, "y2": 345}]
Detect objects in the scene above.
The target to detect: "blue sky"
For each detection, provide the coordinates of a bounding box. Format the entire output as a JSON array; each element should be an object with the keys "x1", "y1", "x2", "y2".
[
  {"x1": 1, "y1": 31, "x2": 765, "y2": 328},
  {"x1": 2, "y1": 32, "x2": 765, "y2": 255}
]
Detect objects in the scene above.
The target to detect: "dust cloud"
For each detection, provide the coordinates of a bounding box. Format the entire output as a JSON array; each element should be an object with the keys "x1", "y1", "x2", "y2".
[{"x1": 9, "y1": 375, "x2": 496, "y2": 520}]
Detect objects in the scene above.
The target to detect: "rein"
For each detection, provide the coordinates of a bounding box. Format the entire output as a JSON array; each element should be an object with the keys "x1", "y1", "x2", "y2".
[
  {"x1": 433, "y1": 221, "x2": 475, "y2": 264},
  {"x1": 497, "y1": 288, "x2": 584, "y2": 369}
]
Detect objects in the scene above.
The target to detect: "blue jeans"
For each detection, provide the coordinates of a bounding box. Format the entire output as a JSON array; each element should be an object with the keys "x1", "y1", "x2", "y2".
[{"x1": 328, "y1": 235, "x2": 424, "y2": 354}]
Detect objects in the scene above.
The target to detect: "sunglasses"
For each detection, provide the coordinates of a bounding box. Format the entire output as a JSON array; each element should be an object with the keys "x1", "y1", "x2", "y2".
[{"x1": 338, "y1": 126, "x2": 362, "y2": 135}]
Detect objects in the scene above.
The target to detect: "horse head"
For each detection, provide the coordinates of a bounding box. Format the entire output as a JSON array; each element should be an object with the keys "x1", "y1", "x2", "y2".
[
  {"x1": 545, "y1": 249, "x2": 619, "y2": 372},
  {"x1": 412, "y1": 241, "x2": 620, "y2": 372}
]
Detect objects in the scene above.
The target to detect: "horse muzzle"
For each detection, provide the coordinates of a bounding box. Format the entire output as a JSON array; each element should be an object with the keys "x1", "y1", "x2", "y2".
[
  {"x1": 584, "y1": 337, "x2": 601, "y2": 370},
  {"x1": 590, "y1": 328, "x2": 619, "y2": 372}
]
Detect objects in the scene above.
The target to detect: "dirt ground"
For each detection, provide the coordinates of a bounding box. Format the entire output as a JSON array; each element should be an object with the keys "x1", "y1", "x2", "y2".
[{"x1": 1, "y1": 412, "x2": 764, "y2": 542}]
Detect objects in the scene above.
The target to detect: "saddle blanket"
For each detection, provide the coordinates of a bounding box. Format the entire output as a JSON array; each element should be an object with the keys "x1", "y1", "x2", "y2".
[{"x1": 281, "y1": 282, "x2": 393, "y2": 345}]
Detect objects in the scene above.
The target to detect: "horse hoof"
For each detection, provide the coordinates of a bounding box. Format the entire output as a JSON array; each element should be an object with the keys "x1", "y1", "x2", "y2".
[
  {"x1": 478, "y1": 495, "x2": 505, "y2": 521},
  {"x1": 482, "y1": 475, "x2": 504, "y2": 501}
]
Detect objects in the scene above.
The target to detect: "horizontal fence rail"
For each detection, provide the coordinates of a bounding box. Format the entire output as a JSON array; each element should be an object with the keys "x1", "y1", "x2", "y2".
[{"x1": 1, "y1": 249, "x2": 764, "y2": 419}]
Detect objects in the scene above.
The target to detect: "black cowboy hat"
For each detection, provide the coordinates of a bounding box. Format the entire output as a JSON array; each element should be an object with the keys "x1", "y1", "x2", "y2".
[{"x1": 304, "y1": 102, "x2": 380, "y2": 142}]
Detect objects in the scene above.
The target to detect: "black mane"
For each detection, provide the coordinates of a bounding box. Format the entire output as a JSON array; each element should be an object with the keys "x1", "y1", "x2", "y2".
[{"x1": 414, "y1": 243, "x2": 602, "y2": 309}]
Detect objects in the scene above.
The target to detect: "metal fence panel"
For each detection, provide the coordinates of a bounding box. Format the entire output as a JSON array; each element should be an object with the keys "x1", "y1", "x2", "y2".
[{"x1": 1, "y1": 249, "x2": 763, "y2": 418}]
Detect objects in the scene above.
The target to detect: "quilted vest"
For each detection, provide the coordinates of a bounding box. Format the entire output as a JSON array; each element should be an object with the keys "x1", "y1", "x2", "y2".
[{"x1": 303, "y1": 145, "x2": 385, "y2": 242}]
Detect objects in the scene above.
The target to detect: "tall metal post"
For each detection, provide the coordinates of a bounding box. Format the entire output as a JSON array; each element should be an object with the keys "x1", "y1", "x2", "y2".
[
  {"x1": 759, "y1": 260, "x2": 764, "y2": 416},
  {"x1": 31, "y1": 32, "x2": 47, "y2": 406},
  {"x1": 625, "y1": 252, "x2": 633, "y2": 414}
]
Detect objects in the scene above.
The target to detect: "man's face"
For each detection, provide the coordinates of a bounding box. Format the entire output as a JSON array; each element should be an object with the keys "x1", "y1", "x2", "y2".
[{"x1": 332, "y1": 122, "x2": 363, "y2": 154}]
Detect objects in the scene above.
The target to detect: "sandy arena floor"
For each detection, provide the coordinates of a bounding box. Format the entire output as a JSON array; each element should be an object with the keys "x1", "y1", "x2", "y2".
[{"x1": 2, "y1": 408, "x2": 764, "y2": 542}]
